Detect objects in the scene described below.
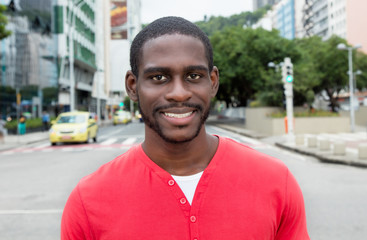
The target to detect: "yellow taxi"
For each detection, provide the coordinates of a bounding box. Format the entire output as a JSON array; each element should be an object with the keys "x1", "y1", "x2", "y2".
[
  {"x1": 113, "y1": 110, "x2": 132, "y2": 125},
  {"x1": 49, "y1": 111, "x2": 98, "y2": 146}
]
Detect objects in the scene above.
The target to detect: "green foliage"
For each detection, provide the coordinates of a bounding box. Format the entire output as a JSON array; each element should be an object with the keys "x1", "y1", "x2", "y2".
[
  {"x1": 196, "y1": 8, "x2": 367, "y2": 109},
  {"x1": 294, "y1": 35, "x2": 349, "y2": 111},
  {"x1": 123, "y1": 96, "x2": 138, "y2": 112},
  {"x1": 43, "y1": 87, "x2": 58, "y2": 105},
  {"x1": 211, "y1": 26, "x2": 299, "y2": 106},
  {"x1": 355, "y1": 52, "x2": 367, "y2": 89},
  {"x1": 5, "y1": 118, "x2": 43, "y2": 130},
  {"x1": 0, "y1": 85, "x2": 16, "y2": 104},
  {"x1": 0, "y1": 5, "x2": 11, "y2": 39},
  {"x1": 20, "y1": 85, "x2": 38, "y2": 100},
  {"x1": 269, "y1": 110, "x2": 340, "y2": 118},
  {"x1": 195, "y1": 5, "x2": 271, "y2": 36}
]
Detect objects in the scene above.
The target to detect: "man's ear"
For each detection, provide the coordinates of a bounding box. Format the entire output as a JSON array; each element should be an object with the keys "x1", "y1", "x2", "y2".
[
  {"x1": 125, "y1": 70, "x2": 138, "y2": 102},
  {"x1": 210, "y1": 66, "x2": 219, "y2": 98}
]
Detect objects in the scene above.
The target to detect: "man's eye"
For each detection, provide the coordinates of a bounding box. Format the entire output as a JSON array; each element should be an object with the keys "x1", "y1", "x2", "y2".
[
  {"x1": 152, "y1": 75, "x2": 167, "y2": 81},
  {"x1": 187, "y1": 74, "x2": 200, "y2": 80}
]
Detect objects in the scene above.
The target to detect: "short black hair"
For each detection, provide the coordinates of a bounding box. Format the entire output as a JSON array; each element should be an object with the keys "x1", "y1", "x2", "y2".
[{"x1": 130, "y1": 16, "x2": 213, "y2": 77}]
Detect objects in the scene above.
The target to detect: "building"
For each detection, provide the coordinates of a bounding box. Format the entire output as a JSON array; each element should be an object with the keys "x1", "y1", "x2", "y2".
[
  {"x1": 311, "y1": 0, "x2": 328, "y2": 39},
  {"x1": 108, "y1": 0, "x2": 141, "y2": 116},
  {"x1": 273, "y1": 0, "x2": 296, "y2": 39},
  {"x1": 329, "y1": 0, "x2": 367, "y2": 53},
  {"x1": 305, "y1": 0, "x2": 367, "y2": 52},
  {"x1": 52, "y1": 0, "x2": 98, "y2": 112},
  {"x1": 254, "y1": 0, "x2": 367, "y2": 53},
  {"x1": 253, "y1": 0, "x2": 280, "y2": 11},
  {"x1": 0, "y1": 0, "x2": 57, "y2": 118},
  {"x1": 19, "y1": 0, "x2": 51, "y2": 12},
  {"x1": 253, "y1": 0, "x2": 305, "y2": 40}
]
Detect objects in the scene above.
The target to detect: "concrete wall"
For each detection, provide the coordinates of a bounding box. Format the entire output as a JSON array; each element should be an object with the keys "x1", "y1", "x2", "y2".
[
  {"x1": 293, "y1": 117, "x2": 349, "y2": 134},
  {"x1": 340, "y1": 107, "x2": 367, "y2": 126},
  {"x1": 246, "y1": 107, "x2": 350, "y2": 136},
  {"x1": 246, "y1": 107, "x2": 279, "y2": 135},
  {"x1": 355, "y1": 106, "x2": 367, "y2": 126}
]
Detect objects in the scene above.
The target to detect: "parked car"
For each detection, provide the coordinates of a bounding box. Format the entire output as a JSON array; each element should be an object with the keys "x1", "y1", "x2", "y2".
[
  {"x1": 49, "y1": 111, "x2": 98, "y2": 146},
  {"x1": 113, "y1": 110, "x2": 132, "y2": 125}
]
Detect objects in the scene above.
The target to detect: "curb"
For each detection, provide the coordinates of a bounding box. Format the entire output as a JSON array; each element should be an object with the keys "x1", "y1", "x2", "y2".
[
  {"x1": 210, "y1": 122, "x2": 367, "y2": 168},
  {"x1": 208, "y1": 122, "x2": 267, "y2": 139},
  {"x1": 275, "y1": 142, "x2": 367, "y2": 168}
]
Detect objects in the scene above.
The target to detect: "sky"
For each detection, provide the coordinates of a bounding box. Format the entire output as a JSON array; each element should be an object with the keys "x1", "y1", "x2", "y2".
[
  {"x1": 1, "y1": 0, "x2": 253, "y2": 24},
  {"x1": 140, "y1": 0, "x2": 253, "y2": 24}
]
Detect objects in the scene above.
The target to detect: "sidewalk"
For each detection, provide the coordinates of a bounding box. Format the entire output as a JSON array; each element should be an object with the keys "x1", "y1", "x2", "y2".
[
  {"x1": 2, "y1": 118, "x2": 367, "y2": 168},
  {"x1": 0, "y1": 118, "x2": 114, "y2": 152},
  {"x1": 0, "y1": 131, "x2": 49, "y2": 151},
  {"x1": 208, "y1": 119, "x2": 367, "y2": 168}
]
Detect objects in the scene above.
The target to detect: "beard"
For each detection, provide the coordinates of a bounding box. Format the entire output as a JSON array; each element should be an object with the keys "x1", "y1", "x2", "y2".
[{"x1": 138, "y1": 99, "x2": 209, "y2": 144}]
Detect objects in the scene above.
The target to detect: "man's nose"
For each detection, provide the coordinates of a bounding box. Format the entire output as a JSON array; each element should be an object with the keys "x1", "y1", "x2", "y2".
[{"x1": 164, "y1": 78, "x2": 192, "y2": 102}]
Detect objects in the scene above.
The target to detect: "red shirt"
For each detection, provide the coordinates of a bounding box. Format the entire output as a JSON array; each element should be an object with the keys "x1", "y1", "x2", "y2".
[{"x1": 61, "y1": 136, "x2": 310, "y2": 240}]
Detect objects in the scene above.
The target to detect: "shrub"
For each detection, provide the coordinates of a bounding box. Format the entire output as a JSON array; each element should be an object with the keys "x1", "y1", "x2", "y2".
[
  {"x1": 5, "y1": 118, "x2": 43, "y2": 131},
  {"x1": 269, "y1": 110, "x2": 340, "y2": 118}
]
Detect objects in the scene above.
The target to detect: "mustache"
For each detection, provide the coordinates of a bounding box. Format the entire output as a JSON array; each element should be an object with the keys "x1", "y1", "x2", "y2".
[{"x1": 153, "y1": 103, "x2": 203, "y2": 114}]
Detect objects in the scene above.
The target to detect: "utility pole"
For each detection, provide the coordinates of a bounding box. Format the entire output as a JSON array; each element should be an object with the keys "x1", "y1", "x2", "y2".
[{"x1": 282, "y1": 57, "x2": 294, "y2": 136}]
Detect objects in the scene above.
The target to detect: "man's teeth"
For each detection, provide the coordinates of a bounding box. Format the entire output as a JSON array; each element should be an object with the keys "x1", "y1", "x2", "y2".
[{"x1": 164, "y1": 112, "x2": 193, "y2": 118}]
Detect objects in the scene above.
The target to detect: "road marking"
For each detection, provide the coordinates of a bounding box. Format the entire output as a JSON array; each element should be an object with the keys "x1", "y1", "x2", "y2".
[
  {"x1": 239, "y1": 136, "x2": 263, "y2": 145},
  {"x1": 22, "y1": 149, "x2": 34, "y2": 153},
  {"x1": 41, "y1": 149, "x2": 53, "y2": 152},
  {"x1": 0, "y1": 209, "x2": 63, "y2": 215},
  {"x1": 61, "y1": 148, "x2": 74, "y2": 152},
  {"x1": 122, "y1": 137, "x2": 137, "y2": 145},
  {"x1": 100, "y1": 138, "x2": 117, "y2": 145},
  {"x1": 35, "y1": 143, "x2": 51, "y2": 148},
  {"x1": 1, "y1": 151, "x2": 14, "y2": 155}
]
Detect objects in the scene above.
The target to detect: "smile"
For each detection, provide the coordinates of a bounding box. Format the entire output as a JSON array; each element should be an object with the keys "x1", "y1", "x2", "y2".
[{"x1": 164, "y1": 111, "x2": 194, "y2": 118}]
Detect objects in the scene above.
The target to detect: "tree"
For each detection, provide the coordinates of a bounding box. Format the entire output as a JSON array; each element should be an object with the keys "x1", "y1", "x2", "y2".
[
  {"x1": 0, "y1": 4, "x2": 11, "y2": 40},
  {"x1": 195, "y1": 5, "x2": 271, "y2": 36},
  {"x1": 43, "y1": 87, "x2": 58, "y2": 105},
  {"x1": 295, "y1": 36, "x2": 350, "y2": 112},
  {"x1": 355, "y1": 51, "x2": 367, "y2": 90},
  {"x1": 210, "y1": 26, "x2": 300, "y2": 107}
]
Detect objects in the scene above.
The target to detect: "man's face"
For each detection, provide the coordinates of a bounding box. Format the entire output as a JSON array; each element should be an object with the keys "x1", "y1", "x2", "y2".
[{"x1": 134, "y1": 34, "x2": 218, "y2": 144}]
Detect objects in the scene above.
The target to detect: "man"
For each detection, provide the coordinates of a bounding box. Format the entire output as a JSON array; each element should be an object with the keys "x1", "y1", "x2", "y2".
[
  {"x1": 61, "y1": 16, "x2": 309, "y2": 239},
  {"x1": 42, "y1": 111, "x2": 50, "y2": 131}
]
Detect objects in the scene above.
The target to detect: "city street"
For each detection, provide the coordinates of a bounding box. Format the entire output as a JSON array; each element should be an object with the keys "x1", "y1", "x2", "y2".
[{"x1": 0, "y1": 122, "x2": 367, "y2": 239}]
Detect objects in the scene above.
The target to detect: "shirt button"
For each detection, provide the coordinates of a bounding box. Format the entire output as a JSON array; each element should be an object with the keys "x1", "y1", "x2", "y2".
[
  {"x1": 193, "y1": 238, "x2": 198, "y2": 240},
  {"x1": 180, "y1": 198, "x2": 187, "y2": 204},
  {"x1": 168, "y1": 180, "x2": 175, "y2": 186},
  {"x1": 190, "y1": 215, "x2": 197, "y2": 223}
]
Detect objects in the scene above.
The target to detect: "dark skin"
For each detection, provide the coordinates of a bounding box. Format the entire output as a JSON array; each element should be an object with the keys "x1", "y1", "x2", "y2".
[{"x1": 126, "y1": 34, "x2": 219, "y2": 176}]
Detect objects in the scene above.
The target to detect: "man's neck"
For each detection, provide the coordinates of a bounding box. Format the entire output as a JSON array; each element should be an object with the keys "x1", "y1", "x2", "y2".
[{"x1": 142, "y1": 126, "x2": 218, "y2": 176}]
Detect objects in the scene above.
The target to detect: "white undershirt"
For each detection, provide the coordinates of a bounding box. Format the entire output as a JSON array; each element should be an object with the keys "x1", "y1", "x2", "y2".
[{"x1": 171, "y1": 171, "x2": 204, "y2": 205}]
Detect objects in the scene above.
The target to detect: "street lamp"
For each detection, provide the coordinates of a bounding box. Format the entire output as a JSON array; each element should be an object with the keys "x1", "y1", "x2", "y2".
[
  {"x1": 337, "y1": 43, "x2": 362, "y2": 132},
  {"x1": 267, "y1": 61, "x2": 283, "y2": 72}
]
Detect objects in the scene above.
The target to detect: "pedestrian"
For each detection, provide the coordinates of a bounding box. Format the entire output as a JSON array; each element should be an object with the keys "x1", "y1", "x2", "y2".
[
  {"x1": 61, "y1": 16, "x2": 310, "y2": 239},
  {"x1": 0, "y1": 117, "x2": 6, "y2": 143},
  {"x1": 18, "y1": 114, "x2": 26, "y2": 135},
  {"x1": 42, "y1": 111, "x2": 50, "y2": 131}
]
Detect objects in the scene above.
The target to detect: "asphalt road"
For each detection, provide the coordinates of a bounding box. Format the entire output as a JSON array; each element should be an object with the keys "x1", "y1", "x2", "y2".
[{"x1": 0, "y1": 122, "x2": 366, "y2": 239}]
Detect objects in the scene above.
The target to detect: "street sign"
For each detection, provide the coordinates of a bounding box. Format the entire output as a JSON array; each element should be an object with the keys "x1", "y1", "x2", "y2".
[{"x1": 16, "y1": 93, "x2": 21, "y2": 105}]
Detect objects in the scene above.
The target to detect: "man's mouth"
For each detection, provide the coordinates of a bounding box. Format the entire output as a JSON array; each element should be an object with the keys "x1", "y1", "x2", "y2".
[{"x1": 163, "y1": 111, "x2": 194, "y2": 118}]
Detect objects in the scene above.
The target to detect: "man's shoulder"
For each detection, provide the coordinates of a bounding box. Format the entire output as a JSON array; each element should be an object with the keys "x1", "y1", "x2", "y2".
[
  {"x1": 78, "y1": 145, "x2": 141, "y2": 189},
  {"x1": 219, "y1": 136, "x2": 288, "y2": 172}
]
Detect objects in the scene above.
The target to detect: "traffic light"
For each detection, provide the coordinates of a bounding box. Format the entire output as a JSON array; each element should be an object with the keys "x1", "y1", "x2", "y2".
[
  {"x1": 119, "y1": 102, "x2": 124, "y2": 107},
  {"x1": 285, "y1": 64, "x2": 293, "y2": 83},
  {"x1": 282, "y1": 57, "x2": 293, "y2": 83}
]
